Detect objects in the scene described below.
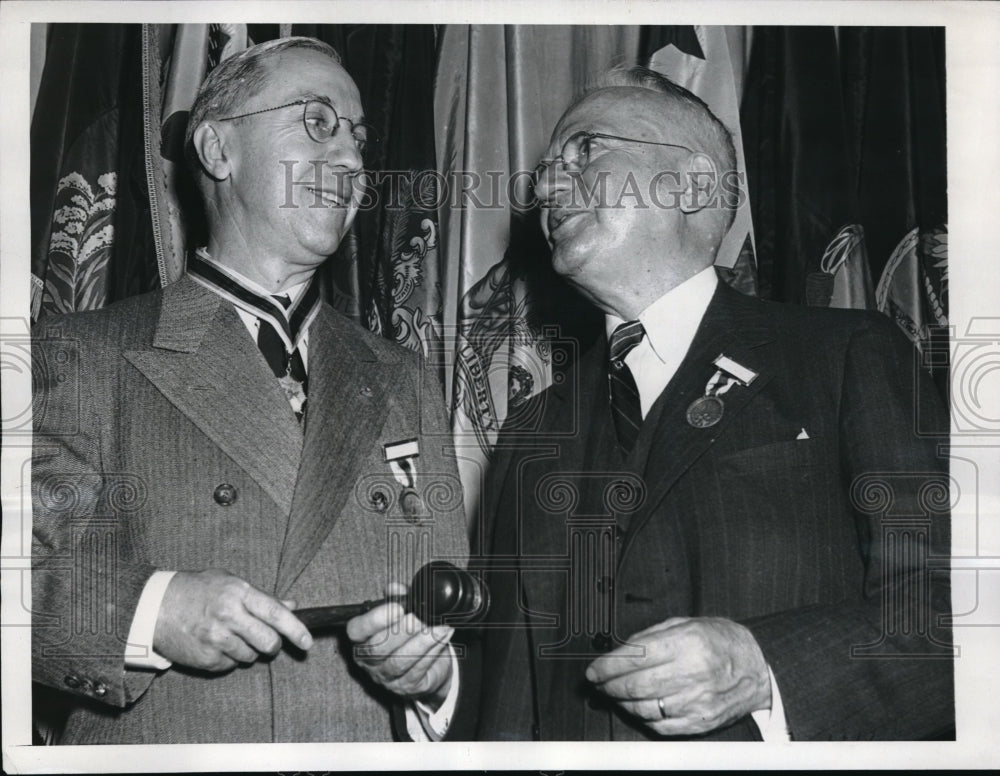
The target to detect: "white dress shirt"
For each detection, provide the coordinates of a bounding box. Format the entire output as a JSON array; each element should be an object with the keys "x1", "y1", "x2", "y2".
[
  {"x1": 604, "y1": 265, "x2": 718, "y2": 421},
  {"x1": 605, "y1": 266, "x2": 790, "y2": 741},
  {"x1": 124, "y1": 256, "x2": 457, "y2": 738}
]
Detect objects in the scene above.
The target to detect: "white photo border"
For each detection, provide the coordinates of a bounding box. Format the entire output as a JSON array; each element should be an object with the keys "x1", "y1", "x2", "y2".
[{"x1": 3, "y1": 1, "x2": 999, "y2": 771}]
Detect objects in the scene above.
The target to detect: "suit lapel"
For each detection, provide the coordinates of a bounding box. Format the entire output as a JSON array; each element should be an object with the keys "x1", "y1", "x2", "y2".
[
  {"x1": 275, "y1": 307, "x2": 393, "y2": 596},
  {"x1": 123, "y1": 276, "x2": 303, "y2": 515},
  {"x1": 520, "y1": 347, "x2": 604, "y2": 571},
  {"x1": 623, "y1": 284, "x2": 776, "y2": 547}
]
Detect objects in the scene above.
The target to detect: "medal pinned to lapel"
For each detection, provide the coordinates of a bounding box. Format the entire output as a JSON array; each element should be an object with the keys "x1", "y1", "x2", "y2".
[
  {"x1": 278, "y1": 375, "x2": 307, "y2": 417},
  {"x1": 686, "y1": 354, "x2": 758, "y2": 429},
  {"x1": 383, "y1": 438, "x2": 425, "y2": 523}
]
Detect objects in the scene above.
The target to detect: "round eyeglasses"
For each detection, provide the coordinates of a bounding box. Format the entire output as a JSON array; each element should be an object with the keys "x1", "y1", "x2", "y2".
[
  {"x1": 217, "y1": 98, "x2": 380, "y2": 161},
  {"x1": 531, "y1": 130, "x2": 696, "y2": 193}
]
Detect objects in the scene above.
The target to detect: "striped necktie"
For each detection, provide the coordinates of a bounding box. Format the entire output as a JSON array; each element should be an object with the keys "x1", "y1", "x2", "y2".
[{"x1": 608, "y1": 320, "x2": 645, "y2": 457}]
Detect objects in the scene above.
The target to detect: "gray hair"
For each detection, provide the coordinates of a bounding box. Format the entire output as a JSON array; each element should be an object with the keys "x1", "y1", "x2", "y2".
[
  {"x1": 587, "y1": 65, "x2": 738, "y2": 227},
  {"x1": 184, "y1": 36, "x2": 342, "y2": 180}
]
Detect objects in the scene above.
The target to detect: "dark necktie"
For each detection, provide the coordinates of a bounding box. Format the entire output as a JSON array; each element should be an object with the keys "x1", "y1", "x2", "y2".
[
  {"x1": 257, "y1": 295, "x2": 308, "y2": 416},
  {"x1": 608, "y1": 320, "x2": 645, "y2": 457}
]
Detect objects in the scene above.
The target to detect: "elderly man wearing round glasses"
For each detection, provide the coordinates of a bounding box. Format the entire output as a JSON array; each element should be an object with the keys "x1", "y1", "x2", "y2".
[
  {"x1": 475, "y1": 66, "x2": 952, "y2": 742},
  {"x1": 32, "y1": 36, "x2": 469, "y2": 744}
]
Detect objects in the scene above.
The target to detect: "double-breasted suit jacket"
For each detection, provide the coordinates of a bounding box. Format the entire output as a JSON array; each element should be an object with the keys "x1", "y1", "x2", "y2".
[
  {"x1": 476, "y1": 280, "x2": 952, "y2": 741},
  {"x1": 32, "y1": 275, "x2": 468, "y2": 743}
]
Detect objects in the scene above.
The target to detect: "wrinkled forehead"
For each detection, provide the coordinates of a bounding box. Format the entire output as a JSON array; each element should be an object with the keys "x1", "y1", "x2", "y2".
[{"x1": 548, "y1": 86, "x2": 675, "y2": 149}]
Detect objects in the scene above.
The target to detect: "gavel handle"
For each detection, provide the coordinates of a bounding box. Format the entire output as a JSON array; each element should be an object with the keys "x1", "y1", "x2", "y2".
[{"x1": 294, "y1": 595, "x2": 406, "y2": 632}]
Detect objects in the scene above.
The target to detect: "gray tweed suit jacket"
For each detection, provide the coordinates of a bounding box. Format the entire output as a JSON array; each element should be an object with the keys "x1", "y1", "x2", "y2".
[{"x1": 32, "y1": 275, "x2": 468, "y2": 743}]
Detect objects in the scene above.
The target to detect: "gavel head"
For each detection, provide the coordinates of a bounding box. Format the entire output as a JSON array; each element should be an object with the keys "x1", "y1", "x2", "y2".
[{"x1": 406, "y1": 560, "x2": 490, "y2": 626}]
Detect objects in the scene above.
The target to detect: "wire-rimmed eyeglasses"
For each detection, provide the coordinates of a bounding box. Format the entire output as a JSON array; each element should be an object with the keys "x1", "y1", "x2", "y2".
[
  {"x1": 531, "y1": 130, "x2": 696, "y2": 192},
  {"x1": 217, "y1": 98, "x2": 380, "y2": 162}
]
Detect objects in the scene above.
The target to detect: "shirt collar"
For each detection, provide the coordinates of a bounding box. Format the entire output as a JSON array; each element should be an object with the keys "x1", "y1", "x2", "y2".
[
  {"x1": 605, "y1": 266, "x2": 718, "y2": 364},
  {"x1": 194, "y1": 248, "x2": 312, "y2": 311}
]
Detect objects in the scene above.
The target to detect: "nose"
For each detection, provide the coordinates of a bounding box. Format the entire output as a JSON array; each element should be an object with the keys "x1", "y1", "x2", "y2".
[
  {"x1": 327, "y1": 125, "x2": 364, "y2": 175},
  {"x1": 319, "y1": 130, "x2": 364, "y2": 204},
  {"x1": 532, "y1": 160, "x2": 572, "y2": 208}
]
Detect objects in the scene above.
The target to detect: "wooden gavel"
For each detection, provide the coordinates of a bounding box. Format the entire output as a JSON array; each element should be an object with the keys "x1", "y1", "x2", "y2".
[{"x1": 293, "y1": 561, "x2": 489, "y2": 633}]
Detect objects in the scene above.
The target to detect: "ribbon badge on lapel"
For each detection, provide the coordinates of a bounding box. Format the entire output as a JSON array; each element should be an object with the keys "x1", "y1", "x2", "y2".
[
  {"x1": 686, "y1": 354, "x2": 759, "y2": 429},
  {"x1": 382, "y1": 438, "x2": 425, "y2": 523}
]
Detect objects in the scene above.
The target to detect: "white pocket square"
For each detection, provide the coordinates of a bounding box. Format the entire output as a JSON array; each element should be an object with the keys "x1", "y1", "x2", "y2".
[{"x1": 796, "y1": 428, "x2": 810, "y2": 440}]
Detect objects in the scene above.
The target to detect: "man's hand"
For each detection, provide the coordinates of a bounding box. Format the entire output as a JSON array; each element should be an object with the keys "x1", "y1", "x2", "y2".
[
  {"x1": 346, "y1": 582, "x2": 454, "y2": 710},
  {"x1": 153, "y1": 569, "x2": 313, "y2": 672},
  {"x1": 585, "y1": 616, "x2": 771, "y2": 736}
]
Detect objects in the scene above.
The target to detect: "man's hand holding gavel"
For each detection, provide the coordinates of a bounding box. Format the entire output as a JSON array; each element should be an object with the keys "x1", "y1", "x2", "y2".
[
  {"x1": 152, "y1": 562, "x2": 484, "y2": 709},
  {"x1": 151, "y1": 572, "x2": 453, "y2": 707},
  {"x1": 346, "y1": 581, "x2": 456, "y2": 709},
  {"x1": 152, "y1": 569, "x2": 313, "y2": 672}
]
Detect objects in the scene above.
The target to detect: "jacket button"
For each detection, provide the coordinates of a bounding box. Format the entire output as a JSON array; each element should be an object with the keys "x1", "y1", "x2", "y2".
[
  {"x1": 93, "y1": 683, "x2": 108, "y2": 697},
  {"x1": 400, "y1": 488, "x2": 426, "y2": 523},
  {"x1": 591, "y1": 633, "x2": 613, "y2": 652},
  {"x1": 213, "y1": 483, "x2": 237, "y2": 506},
  {"x1": 64, "y1": 675, "x2": 81, "y2": 689},
  {"x1": 370, "y1": 490, "x2": 389, "y2": 512}
]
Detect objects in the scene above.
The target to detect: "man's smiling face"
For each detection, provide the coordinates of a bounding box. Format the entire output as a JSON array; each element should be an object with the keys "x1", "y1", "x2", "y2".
[
  {"x1": 221, "y1": 48, "x2": 366, "y2": 273},
  {"x1": 535, "y1": 87, "x2": 695, "y2": 304}
]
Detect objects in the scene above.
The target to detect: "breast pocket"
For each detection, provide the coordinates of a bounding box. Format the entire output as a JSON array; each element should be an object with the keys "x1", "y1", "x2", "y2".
[
  {"x1": 715, "y1": 438, "x2": 822, "y2": 478},
  {"x1": 698, "y1": 437, "x2": 842, "y2": 617}
]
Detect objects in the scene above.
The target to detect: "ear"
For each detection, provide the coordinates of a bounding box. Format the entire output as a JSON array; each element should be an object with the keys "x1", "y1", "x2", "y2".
[
  {"x1": 191, "y1": 122, "x2": 232, "y2": 182},
  {"x1": 679, "y1": 153, "x2": 719, "y2": 214}
]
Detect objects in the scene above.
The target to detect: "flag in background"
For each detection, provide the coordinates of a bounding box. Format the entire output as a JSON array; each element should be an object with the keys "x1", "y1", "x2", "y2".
[
  {"x1": 340, "y1": 25, "x2": 444, "y2": 362},
  {"x1": 738, "y1": 25, "x2": 946, "y2": 325},
  {"x1": 141, "y1": 24, "x2": 249, "y2": 290},
  {"x1": 876, "y1": 227, "x2": 948, "y2": 348},
  {"x1": 29, "y1": 23, "x2": 949, "y2": 447},
  {"x1": 740, "y1": 26, "x2": 874, "y2": 309},
  {"x1": 815, "y1": 224, "x2": 875, "y2": 309},
  {"x1": 645, "y1": 26, "x2": 756, "y2": 274},
  {"x1": 107, "y1": 24, "x2": 162, "y2": 304},
  {"x1": 843, "y1": 27, "x2": 948, "y2": 359},
  {"x1": 30, "y1": 24, "x2": 131, "y2": 320},
  {"x1": 29, "y1": 23, "x2": 251, "y2": 320},
  {"x1": 435, "y1": 25, "x2": 640, "y2": 531}
]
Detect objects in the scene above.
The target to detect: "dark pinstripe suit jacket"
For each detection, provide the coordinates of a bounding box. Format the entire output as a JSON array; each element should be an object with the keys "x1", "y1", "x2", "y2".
[
  {"x1": 475, "y1": 280, "x2": 953, "y2": 741},
  {"x1": 31, "y1": 275, "x2": 469, "y2": 743}
]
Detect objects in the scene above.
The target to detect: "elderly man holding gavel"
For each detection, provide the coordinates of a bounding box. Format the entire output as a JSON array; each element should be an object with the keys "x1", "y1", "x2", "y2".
[{"x1": 31, "y1": 37, "x2": 473, "y2": 743}]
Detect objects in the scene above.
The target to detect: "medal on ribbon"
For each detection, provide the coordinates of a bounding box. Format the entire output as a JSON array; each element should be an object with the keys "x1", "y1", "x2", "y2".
[
  {"x1": 686, "y1": 354, "x2": 758, "y2": 429},
  {"x1": 383, "y1": 438, "x2": 424, "y2": 522},
  {"x1": 278, "y1": 375, "x2": 307, "y2": 415}
]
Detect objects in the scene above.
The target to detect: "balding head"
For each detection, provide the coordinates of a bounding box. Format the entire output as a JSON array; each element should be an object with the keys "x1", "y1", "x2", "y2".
[
  {"x1": 584, "y1": 65, "x2": 738, "y2": 230},
  {"x1": 532, "y1": 67, "x2": 739, "y2": 318},
  {"x1": 184, "y1": 37, "x2": 342, "y2": 185},
  {"x1": 183, "y1": 38, "x2": 365, "y2": 289}
]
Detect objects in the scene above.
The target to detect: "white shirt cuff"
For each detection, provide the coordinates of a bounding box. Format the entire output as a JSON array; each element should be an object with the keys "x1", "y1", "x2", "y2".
[
  {"x1": 751, "y1": 664, "x2": 790, "y2": 741},
  {"x1": 124, "y1": 570, "x2": 176, "y2": 671},
  {"x1": 404, "y1": 646, "x2": 460, "y2": 741}
]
